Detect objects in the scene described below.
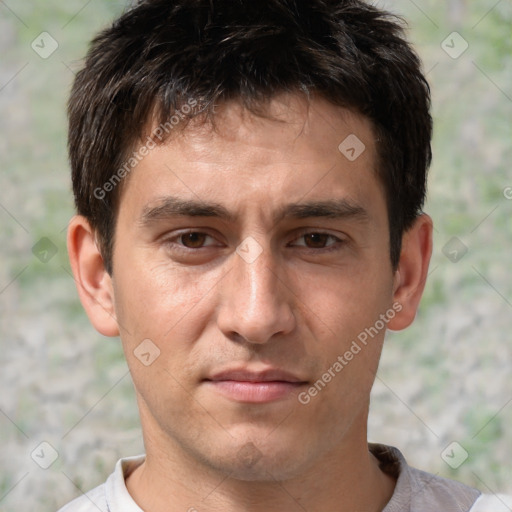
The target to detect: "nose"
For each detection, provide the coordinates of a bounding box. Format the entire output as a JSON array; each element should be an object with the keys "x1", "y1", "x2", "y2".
[{"x1": 216, "y1": 240, "x2": 296, "y2": 345}]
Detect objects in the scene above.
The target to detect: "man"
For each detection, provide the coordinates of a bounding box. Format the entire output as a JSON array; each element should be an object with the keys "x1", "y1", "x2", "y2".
[{"x1": 59, "y1": 0, "x2": 511, "y2": 510}]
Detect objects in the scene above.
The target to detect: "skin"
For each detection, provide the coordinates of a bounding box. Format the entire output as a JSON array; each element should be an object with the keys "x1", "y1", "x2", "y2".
[{"x1": 68, "y1": 93, "x2": 433, "y2": 512}]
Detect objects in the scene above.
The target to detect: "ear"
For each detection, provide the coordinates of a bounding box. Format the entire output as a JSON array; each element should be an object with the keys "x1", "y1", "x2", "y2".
[
  {"x1": 67, "y1": 215, "x2": 120, "y2": 337},
  {"x1": 387, "y1": 213, "x2": 433, "y2": 331}
]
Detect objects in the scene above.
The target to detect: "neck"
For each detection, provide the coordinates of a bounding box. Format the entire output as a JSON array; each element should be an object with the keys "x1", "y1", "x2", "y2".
[{"x1": 126, "y1": 414, "x2": 396, "y2": 512}]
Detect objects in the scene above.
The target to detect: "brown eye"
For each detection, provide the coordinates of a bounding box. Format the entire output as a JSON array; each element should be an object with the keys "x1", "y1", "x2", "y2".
[
  {"x1": 303, "y1": 233, "x2": 330, "y2": 248},
  {"x1": 289, "y1": 231, "x2": 343, "y2": 251},
  {"x1": 179, "y1": 232, "x2": 208, "y2": 248}
]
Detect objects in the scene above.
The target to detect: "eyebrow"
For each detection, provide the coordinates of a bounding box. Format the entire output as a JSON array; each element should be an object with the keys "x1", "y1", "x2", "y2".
[{"x1": 139, "y1": 196, "x2": 369, "y2": 226}]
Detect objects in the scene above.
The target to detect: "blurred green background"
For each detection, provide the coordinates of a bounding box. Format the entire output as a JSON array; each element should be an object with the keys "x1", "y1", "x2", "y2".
[{"x1": 0, "y1": 1, "x2": 511, "y2": 510}]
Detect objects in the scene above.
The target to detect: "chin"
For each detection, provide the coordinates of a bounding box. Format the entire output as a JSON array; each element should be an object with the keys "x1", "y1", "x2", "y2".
[{"x1": 201, "y1": 437, "x2": 313, "y2": 482}]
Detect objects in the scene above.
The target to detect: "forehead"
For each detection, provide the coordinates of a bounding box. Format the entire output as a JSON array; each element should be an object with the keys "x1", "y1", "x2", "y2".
[
  {"x1": 162, "y1": 95, "x2": 377, "y2": 171},
  {"x1": 119, "y1": 94, "x2": 384, "y2": 223}
]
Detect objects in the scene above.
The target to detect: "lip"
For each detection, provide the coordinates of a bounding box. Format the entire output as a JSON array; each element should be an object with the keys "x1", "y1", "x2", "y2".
[{"x1": 204, "y1": 368, "x2": 308, "y2": 403}]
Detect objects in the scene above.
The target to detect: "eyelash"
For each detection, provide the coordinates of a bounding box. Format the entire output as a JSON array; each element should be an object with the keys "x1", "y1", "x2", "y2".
[
  {"x1": 163, "y1": 230, "x2": 345, "y2": 253},
  {"x1": 288, "y1": 230, "x2": 344, "y2": 252}
]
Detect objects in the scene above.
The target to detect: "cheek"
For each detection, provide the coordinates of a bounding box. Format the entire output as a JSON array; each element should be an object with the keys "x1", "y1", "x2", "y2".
[
  {"x1": 293, "y1": 262, "x2": 393, "y2": 405},
  {"x1": 113, "y1": 255, "x2": 222, "y2": 341},
  {"x1": 293, "y1": 262, "x2": 394, "y2": 341}
]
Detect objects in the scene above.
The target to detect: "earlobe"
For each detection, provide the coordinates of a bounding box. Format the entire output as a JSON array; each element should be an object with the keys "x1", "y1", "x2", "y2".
[
  {"x1": 67, "y1": 215, "x2": 120, "y2": 337},
  {"x1": 387, "y1": 214, "x2": 433, "y2": 331}
]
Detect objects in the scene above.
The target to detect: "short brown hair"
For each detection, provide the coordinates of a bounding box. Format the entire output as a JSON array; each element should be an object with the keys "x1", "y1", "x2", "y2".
[{"x1": 68, "y1": 0, "x2": 432, "y2": 274}]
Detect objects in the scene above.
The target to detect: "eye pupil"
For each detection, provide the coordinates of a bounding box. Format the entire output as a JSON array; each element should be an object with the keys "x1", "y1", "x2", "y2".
[
  {"x1": 182, "y1": 232, "x2": 206, "y2": 248},
  {"x1": 305, "y1": 233, "x2": 328, "y2": 248}
]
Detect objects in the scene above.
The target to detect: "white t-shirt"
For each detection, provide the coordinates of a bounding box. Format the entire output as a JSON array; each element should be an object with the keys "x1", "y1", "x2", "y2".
[{"x1": 57, "y1": 443, "x2": 511, "y2": 512}]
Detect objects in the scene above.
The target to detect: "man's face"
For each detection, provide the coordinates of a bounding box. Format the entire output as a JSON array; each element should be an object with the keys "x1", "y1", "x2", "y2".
[{"x1": 111, "y1": 94, "x2": 397, "y2": 480}]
